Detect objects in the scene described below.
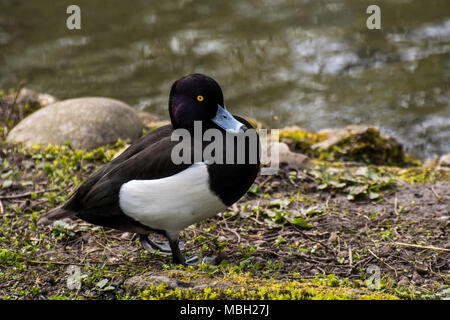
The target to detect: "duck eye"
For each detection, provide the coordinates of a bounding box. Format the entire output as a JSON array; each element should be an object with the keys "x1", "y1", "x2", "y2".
[{"x1": 197, "y1": 95, "x2": 204, "y2": 102}]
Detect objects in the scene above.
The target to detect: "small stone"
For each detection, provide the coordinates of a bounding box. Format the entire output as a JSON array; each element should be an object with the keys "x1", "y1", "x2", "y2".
[
  {"x1": 414, "y1": 263, "x2": 428, "y2": 275},
  {"x1": 437, "y1": 154, "x2": 450, "y2": 170},
  {"x1": 411, "y1": 271, "x2": 423, "y2": 284},
  {"x1": 398, "y1": 276, "x2": 409, "y2": 287},
  {"x1": 120, "y1": 232, "x2": 133, "y2": 240},
  {"x1": 277, "y1": 142, "x2": 312, "y2": 169},
  {"x1": 327, "y1": 231, "x2": 338, "y2": 243}
]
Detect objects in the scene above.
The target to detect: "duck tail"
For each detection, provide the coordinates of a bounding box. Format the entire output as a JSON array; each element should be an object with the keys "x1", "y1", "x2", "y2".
[{"x1": 38, "y1": 206, "x2": 77, "y2": 226}]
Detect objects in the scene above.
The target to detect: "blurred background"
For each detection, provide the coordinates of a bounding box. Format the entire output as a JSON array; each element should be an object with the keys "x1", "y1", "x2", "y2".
[{"x1": 0, "y1": 0, "x2": 449, "y2": 159}]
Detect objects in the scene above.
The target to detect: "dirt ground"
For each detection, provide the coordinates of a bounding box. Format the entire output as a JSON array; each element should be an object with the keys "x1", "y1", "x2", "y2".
[{"x1": 0, "y1": 141, "x2": 448, "y2": 299}]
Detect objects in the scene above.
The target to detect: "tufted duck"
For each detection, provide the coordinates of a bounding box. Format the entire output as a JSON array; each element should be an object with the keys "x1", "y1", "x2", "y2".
[{"x1": 39, "y1": 74, "x2": 260, "y2": 265}]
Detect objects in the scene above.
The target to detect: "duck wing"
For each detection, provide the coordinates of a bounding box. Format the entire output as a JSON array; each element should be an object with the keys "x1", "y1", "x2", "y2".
[
  {"x1": 79, "y1": 136, "x2": 190, "y2": 210},
  {"x1": 74, "y1": 125, "x2": 174, "y2": 196},
  {"x1": 39, "y1": 126, "x2": 189, "y2": 232}
]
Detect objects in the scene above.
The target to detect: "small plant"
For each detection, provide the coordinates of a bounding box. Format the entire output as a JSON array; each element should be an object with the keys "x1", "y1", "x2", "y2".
[
  {"x1": 51, "y1": 220, "x2": 76, "y2": 240},
  {"x1": 309, "y1": 165, "x2": 396, "y2": 201}
]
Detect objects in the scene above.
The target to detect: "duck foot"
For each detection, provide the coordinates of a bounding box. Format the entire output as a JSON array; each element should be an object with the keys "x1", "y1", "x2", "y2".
[
  {"x1": 183, "y1": 252, "x2": 228, "y2": 266},
  {"x1": 163, "y1": 231, "x2": 227, "y2": 266},
  {"x1": 183, "y1": 255, "x2": 219, "y2": 266},
  {"x1": 139, "y1": 234, "x2": 185, "y2": 255}
]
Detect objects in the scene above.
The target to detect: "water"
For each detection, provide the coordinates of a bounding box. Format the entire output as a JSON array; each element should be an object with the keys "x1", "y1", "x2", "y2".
[{"x1": 1, "y1": 0, "x2": 449, "y2": 159}]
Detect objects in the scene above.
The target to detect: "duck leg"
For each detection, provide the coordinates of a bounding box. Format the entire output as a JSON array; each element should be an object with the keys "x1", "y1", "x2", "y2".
[
  {"x1": 165, "y1": 231, "x2": 218, "y2": 266},
  {"x1": 139, "y1": 234, "x2": 185, "y2": 255},
  {"x1": 166, "y1": 232, "x2": 190, "y2": 265}
]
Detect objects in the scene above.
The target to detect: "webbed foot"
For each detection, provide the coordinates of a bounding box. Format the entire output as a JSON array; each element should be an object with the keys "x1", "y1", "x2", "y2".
[{"x1": 183, "y1": 255, "x2": 218, "y2": 266}]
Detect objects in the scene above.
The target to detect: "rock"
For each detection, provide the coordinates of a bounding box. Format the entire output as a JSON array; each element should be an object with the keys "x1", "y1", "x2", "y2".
[
  {"x1": 437, "y1": 154, "x2": 450, "y2": 170},
  {"x1": 280, "y1": 126, "x2": 328, "y2": 147},
  {"x1": 137, "y1": 111, "x2": 170, "y2": 131},
  {"x1": 6, "y1": 97, "x2": 143, "y2": 150},
  {"x1": 2, "y1": 87, "x2": 57, "y2": 109},
  {"x1": 137, "y1": 111, "x2": 160, "y2": 124},
  {"x1": 137, "y1": 111, "x2": 166, "y2": 131},
  {"x1": 124, "y1": 273, "x2": 179, "y2": 293},
  {"x1": 414, "y1": 263, "x2": 428, "y2": 275},
  {"x1": 312, "y1": 125, "x2": 405, "y2": 165},
  {"x1": 277, "y1": 142, "x2": 312, "y2": 169},
  {"x1": 243, "y1": 116, "x2": 266, "y2": 129},
  {"x1": 398, "y1": 276, "x2": 409, "y2": 287},
  {"x1": 124, "y1": 270, "x2": 233, "y2": 294},
  {"x1": 311, "y1": 125, "x2": 374, "y2": 150},
  {"x1": 0, "y1": 88, "x2": 58, "y2": 128},
  {"x1": 280, "y1": 125, "x2": 410, "y2": 166},
  {"x1": 327, "y1": 231, "x2": 338, "y2": 244}
]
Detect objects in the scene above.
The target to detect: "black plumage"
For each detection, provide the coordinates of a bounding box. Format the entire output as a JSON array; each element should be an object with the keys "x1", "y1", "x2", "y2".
[{"x1": 39, "y1": 74, "x2": 260, "y2": 265}]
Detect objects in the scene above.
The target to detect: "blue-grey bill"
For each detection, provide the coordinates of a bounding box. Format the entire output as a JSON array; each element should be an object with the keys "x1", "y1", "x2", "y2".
[{"x1": 212, "y1": 105, "x2": 246, "y2": 134}]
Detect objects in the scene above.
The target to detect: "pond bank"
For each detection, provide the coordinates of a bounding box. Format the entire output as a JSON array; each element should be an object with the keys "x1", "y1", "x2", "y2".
[{"x1": 0, "y1": 90, "x2": 449, "y2": 300}]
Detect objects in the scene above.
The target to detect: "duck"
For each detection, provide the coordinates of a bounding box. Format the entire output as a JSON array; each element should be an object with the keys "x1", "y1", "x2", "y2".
[{"x1": 39, "y1": 73, "x2": 260, "y2": 266}]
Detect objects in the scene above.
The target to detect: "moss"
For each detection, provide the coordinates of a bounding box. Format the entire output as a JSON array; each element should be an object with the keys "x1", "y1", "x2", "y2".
[
  {"x1": 0, "y1": 127, "x2": 446, "y2": 300},
  {"x1": 280, "y1": 126, "x2": 419, "y2": 166},
  {"x1": 324, "y1": 128, "x2": 403, "y2": 165},
  {"x1": 381, "y1": 166, "x2": 449, "y2": 184},
  {"x1": 279, "y1": 128, "x2": 328, "y2": 154},
  {"x1": 136, "y1": 271, "x2": 398, "y2": 300}
]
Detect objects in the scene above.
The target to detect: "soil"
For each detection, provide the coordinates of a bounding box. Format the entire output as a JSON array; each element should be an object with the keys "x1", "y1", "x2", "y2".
[
  {"x1": 0, "y1": 145, "x2": 448, "y2": 299},
  {"x1": 0, "y1": 96, "x2": 448, "y2": 299}
]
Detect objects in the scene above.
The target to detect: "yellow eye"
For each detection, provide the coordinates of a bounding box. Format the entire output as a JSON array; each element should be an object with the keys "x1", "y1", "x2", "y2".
[{"x1": 197, "y1": 95, "x2": 204, "y2": 102}]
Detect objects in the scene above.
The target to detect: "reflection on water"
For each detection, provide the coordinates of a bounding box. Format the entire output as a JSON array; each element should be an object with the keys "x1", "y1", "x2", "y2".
[{"x1": 0, "y1": 0, "x2": 449, "y2": 158}]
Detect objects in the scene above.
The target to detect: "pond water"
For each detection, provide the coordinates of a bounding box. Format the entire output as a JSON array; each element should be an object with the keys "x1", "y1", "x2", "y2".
[{"x1": 1, "y1": 0, "x2": 449, "y2": 158}]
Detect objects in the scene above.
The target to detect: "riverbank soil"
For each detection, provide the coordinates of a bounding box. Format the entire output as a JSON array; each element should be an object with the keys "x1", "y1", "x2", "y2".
[
  {"x1": 0, "y1": 94, "x2": 449, "y2": 299},
  {"x1": 0, "y1": 138, "x2": 448, "y2": 299}
]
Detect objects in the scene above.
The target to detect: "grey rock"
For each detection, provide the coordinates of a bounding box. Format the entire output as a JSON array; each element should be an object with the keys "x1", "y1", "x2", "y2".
[
  {"x1": 277, "y1": 142, "x2": 312, "y2": 169},
  {"x1": 124, "y1": 273, "x2": 186, "y2": 293},
  {"x1": 437, "y1": 153, "x2": 450, "y2": 170},
  {"x1": 6, "y1": 97, "x2": 142, "y2": 149},
  {"x1": 2, "y1": 87, "x2": 57, "y2": 108}
]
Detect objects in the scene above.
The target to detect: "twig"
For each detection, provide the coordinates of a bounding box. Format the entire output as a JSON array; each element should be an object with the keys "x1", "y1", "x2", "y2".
[
  {"x1": 222, "y1": 214, "x2": 241, "y2": 243},
  {"x1": 28, "y1": 259, "x2": 123, "y2": 266},
  {"x1": 287, "y1": 175, "x2": 298, "y2": 187},
  {"x1": 393, "y1": 194, "x2": 399, "y2": 216},
  {"x1": 258, "y1": 176, "x2": 273, "y2": 187},
  {"x1": 296, "y1": 170, "x2": 317, "y2": 182},
  {"x1": 0, "y1": 199, "x2": 3, "y2": 214},
  {"x1": 367, "y1": 248, "x2": 397, "y2": 277},
  {"x1": 5, "y1": 81, "x2": 25, "y2": 123},
  {"x1": 0, "y1": 188, "x2": 58, "y2": 200},
  {"x1": 430, "y1": 186, "x2": 445, "y2": 202},
  {"x1": 289, "y1": 222, "x2": 336, "y2": 257},
  {"x1": 391, "y1": 242, "x2": 450, "y2": 252},
  {"x1": 249, "y1": 217, "x2": 265, "y2": 225},
  {"x1": 325, "y1": 195, "x2": 331, "y2": 210},
  {"x1": 348, "y1": 245, "x2": 353, "y2": 267},
  {"x1": 346, "y1": 256, "x2": 374, "y2": 275}
]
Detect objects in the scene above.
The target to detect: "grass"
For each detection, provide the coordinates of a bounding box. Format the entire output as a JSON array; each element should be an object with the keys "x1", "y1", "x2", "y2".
[{"x1": 0, "y1": 125, "x2": 449, "y2": 299}]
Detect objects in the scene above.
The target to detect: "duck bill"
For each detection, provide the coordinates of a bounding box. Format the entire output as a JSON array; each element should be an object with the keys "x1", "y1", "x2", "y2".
[{"x1": 212, "y1": 104, "x2": 246, "y2": 134}]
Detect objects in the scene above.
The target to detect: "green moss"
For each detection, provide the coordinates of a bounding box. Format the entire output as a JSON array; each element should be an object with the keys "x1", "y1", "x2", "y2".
[
  {"x1": 279, "y1": 128, "x2": 328, "y2": 154},
  {"x1": 137, "y1": 272, "x2": 399, "y2": 300},
  {"x1": 377, "y1": 166, "x2": 449, "y2": 184},
  {"x1": 280, "y1": 127, "x2": 419, "y2": 166},
  {"x1": 1, "y1": 127, "x2": 446, "y2": 300}
]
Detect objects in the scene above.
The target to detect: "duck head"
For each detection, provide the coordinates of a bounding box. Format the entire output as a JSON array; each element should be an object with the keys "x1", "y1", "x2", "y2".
[{"x1": 168, "y1": 73, "x2": 247, "y2": 133}]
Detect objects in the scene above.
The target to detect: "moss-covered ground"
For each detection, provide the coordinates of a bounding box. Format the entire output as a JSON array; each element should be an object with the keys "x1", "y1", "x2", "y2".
[
  {"x1": 0, "y1": 92, "x2": 449, "y2": 300},
  {"x1": 0, "y1": 138, "x2": 448, "y2": 300}
]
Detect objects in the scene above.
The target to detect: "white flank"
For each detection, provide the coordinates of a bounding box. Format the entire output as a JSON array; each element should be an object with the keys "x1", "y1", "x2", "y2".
[{"x1": 119, "y1": 162, "x2": 226, "y2": 233}]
